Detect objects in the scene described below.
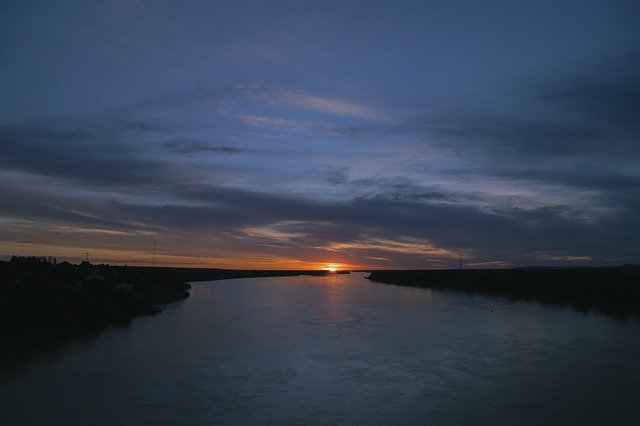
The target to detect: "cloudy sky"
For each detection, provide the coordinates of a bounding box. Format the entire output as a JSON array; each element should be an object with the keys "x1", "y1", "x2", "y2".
[{"x1": 1, "y1": 0, "x2": 639, "y2": 269}]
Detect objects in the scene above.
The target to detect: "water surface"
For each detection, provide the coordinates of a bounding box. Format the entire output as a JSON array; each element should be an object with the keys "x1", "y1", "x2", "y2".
[{"x1": 1, "y1": 273, "x2": 639, "y2": 425}]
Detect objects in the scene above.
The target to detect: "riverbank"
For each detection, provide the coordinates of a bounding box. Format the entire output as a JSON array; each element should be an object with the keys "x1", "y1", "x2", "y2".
[
  {"x1": 0, "y1": 257, "x2": 333, "y2": 370},
  {"x1": 366, "y1": 266, "x2": 640, "y2": 319},
  {"x1": 4, "y1": 271, "x2": 640, "y2": 424}
]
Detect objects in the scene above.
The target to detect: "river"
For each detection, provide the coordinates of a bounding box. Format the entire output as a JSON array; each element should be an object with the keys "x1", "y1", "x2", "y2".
[{"x1": 1, "y1": 273, "x2": 639, "y2": 425}]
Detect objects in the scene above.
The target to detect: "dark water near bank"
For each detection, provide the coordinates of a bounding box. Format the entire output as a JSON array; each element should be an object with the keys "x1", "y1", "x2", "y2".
[{"x1": 1, "y1": 273, "x2": 639, "y2": 425}]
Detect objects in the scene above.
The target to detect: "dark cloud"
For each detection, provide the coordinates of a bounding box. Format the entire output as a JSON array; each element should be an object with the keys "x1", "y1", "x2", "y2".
[
  {"x1": 426, "y1": 116, "x2": 606, "y2": 159},
  {"x1": 3, "y1": 171, "x2": 637, "y2": 265},
  {"x1": 3, "y1": 98, "x2": 636, "y2": 265},
  {"x1": 536, "y1": 54, "x2": 640, "y2": 132},
  {"x1": 368, "y1": 183, "x2": 450, "y2": 202},
  {"x1": 0, "y1": 183, "x2": 139, "y2": 231},
  {"x1": 431, "y1": 53, "x2": 640, "y2": 159},
  {"x1": 0, "y1": 123, "x2": 186, "y2": 186},
  {"x1": 325, "y1": 165, "x2": 349, "y2": 184},
  {"x1": 492, "y1": 167, "x2": 640, "y2": 192},
  {"x1": 163, "y1": 138, "x2": 255, "y2": 155}
]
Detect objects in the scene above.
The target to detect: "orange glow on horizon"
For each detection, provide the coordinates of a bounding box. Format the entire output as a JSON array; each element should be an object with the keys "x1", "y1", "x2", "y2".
[
  {"x1": 2, "y1": 241, "x2": 360, "y2": 270},
  {"x1": 321, "y1": 263, "x2": 343, "y2": 272}
]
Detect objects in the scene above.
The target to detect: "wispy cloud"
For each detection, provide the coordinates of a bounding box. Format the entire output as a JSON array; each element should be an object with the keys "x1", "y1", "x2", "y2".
[
  {"x1": 326, "y1": 236, "x2": 457, "y2": 258},
  {"x1": 234, "y1": 114, "x2": 312, "y2": 129},
  {"x1": 241, "y1": 221, "x2": 310, "y2": 246},
  {"x1": 533, "y1": 253, "x2": 592, "y2": 262},
  {"x1": 164, "y1": 138, "x2": 255, "y2": 155},
  {"x1": 236, "y1": 85, "x2": 384, "y2": 121},
  {"x1": 276, "y1": 89, "x2": 383, "y2": 120}
]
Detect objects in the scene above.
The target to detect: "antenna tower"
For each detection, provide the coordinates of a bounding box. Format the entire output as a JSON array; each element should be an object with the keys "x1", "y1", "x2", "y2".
[{"x1": 151, "y1": 239, "x2": 157, "y2": 268}]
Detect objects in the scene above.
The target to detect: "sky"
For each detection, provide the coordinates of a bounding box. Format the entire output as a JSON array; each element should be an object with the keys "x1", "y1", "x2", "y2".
[{"x1": 1, "y1": 0, "x2": 639, "y2": 269}]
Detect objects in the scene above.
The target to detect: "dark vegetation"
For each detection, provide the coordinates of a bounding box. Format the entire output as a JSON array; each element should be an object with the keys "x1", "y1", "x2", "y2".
[
  {"x1": 367, "y1": 266, "x2": 640, "y2": 319},
  {"x1": 0, "y1": 256, "x2": 332, "y2": 370}
]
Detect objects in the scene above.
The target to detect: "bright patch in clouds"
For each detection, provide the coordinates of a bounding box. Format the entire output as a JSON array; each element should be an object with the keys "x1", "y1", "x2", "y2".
[{"x1": 326, "y1": 237, "x2": 458, "y2": 259}]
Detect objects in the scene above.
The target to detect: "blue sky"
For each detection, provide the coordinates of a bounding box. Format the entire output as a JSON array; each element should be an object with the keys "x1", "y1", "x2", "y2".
[{"x1": 1, "y1": 0, "x2": 639, "y2": 268}]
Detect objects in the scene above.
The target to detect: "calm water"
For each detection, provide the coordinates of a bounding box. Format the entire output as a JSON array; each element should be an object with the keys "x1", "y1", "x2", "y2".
[{"x1": 2, "y1": 273, "x2": 640, "y2": 425}]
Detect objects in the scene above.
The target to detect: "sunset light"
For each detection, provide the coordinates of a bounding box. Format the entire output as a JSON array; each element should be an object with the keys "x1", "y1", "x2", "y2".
[
  {"x1": 2, "y1": 1, "x2": 639, "y2": 424},
  {"x1": 322, "y1": 264, "x2": 343, "y2": 272}
]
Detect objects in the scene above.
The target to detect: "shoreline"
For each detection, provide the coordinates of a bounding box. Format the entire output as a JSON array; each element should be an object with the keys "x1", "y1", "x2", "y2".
[
  {"x1": 366, "y1": 266, "x2": 640, "y2": 320},
  {"x1": 0, "y1": 258, "x2": 336, "y2": 370}
]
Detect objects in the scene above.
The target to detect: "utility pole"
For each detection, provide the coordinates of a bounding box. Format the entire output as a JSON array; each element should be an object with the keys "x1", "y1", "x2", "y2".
[
  {"x1": 459, "y1": 251, "x2": 463, "y2": 269},
  {"x1": 151, "y1": 239, "x2": 157, "y2": 268},
  {"x1": 85, "y1": 252, "x2": 89, "y2": 263}
]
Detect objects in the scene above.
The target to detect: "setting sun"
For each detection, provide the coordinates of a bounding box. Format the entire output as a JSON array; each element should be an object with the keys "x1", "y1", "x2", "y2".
[{"x1": 321, "y1": 263, "x2": 342, "y2": 272}]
